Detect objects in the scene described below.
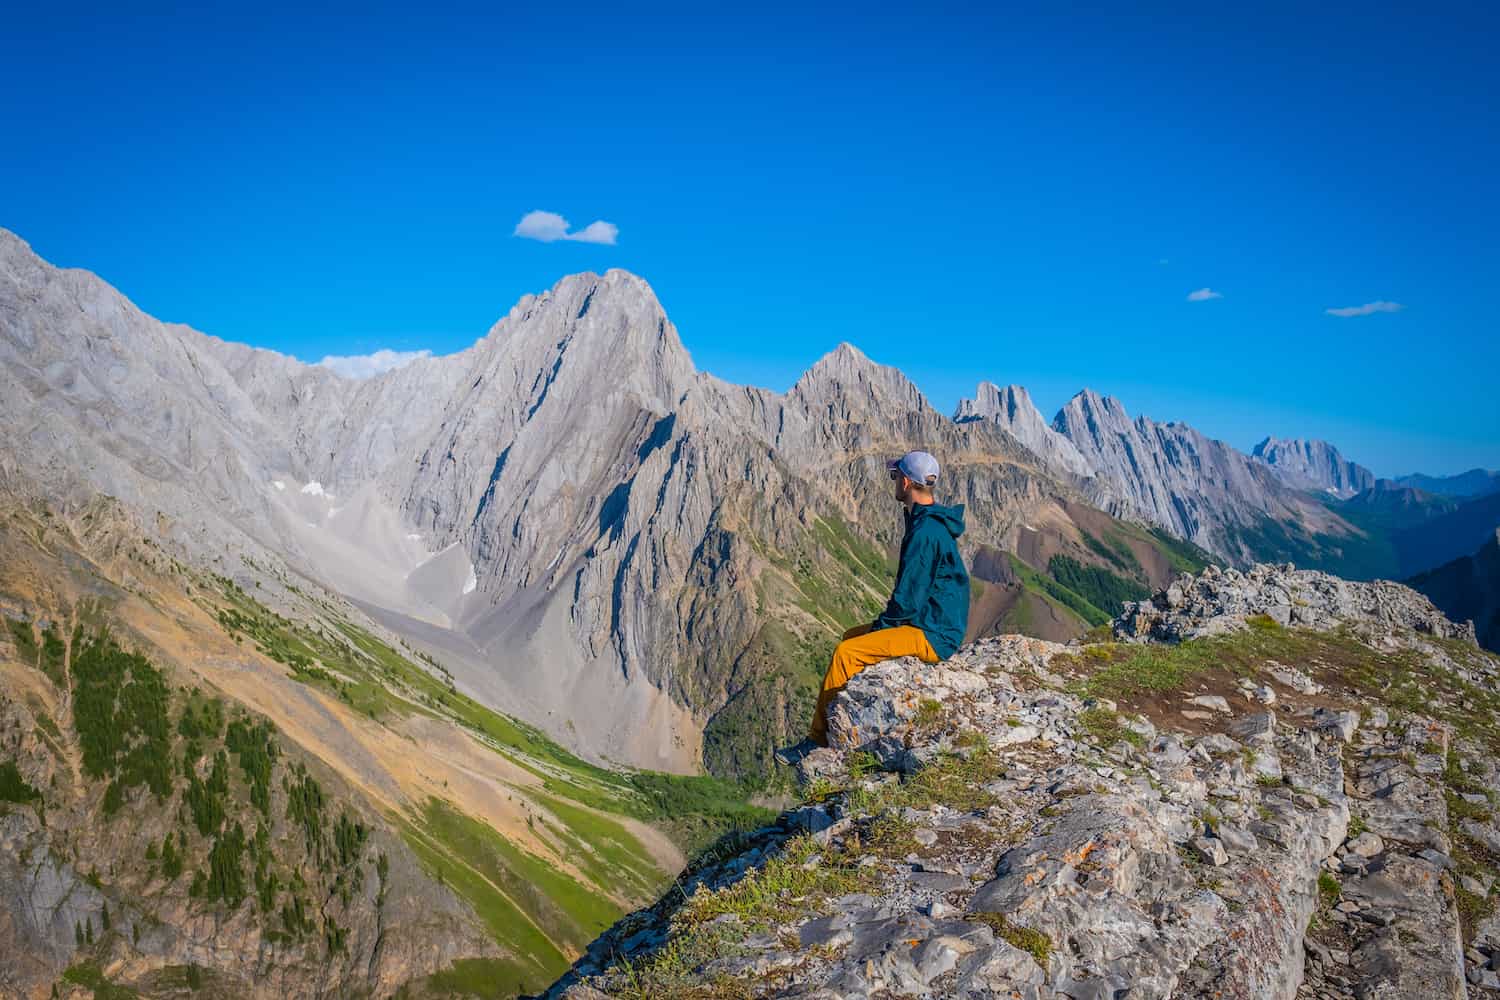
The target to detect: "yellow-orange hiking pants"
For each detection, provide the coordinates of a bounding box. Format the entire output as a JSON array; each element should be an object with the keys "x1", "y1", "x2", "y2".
[{"x1": 809, "y1": 624, "x2": 938, "y2": 745}]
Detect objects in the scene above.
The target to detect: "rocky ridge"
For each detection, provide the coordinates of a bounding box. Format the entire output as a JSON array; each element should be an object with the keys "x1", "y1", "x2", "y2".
[
  {"x1": 953, "y1": 383, "x2": 1096, "y2": 482},
  {"x1": 1047, "y1": 389, "x2": 1344, "y2": 561},
  {"x1": 551, "y1": 566, "x2": 1500, "y2": 999},
  {"x1": 1114, "y1": 561, "x2": 1476, "y2": 645},
  {"x1": 1395, "y1": 470, "x2": 1500, "y2": 500}
]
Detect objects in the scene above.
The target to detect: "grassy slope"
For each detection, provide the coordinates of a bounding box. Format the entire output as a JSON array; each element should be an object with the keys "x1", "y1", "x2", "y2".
[
  {"x1": 2, "y1": 620, "x2": 391, "y2": 995},
  {"x1": 1008, "y1": 520, "x2": 1214, "y2": 633},
  {"x1": 0, "y1": 498, "x2": 772, "y2": 1000},
  {"x1": 1222, "y1": 510, "x2": 1401, "y2": 581},
  {"x1": 204, "y1": 578, "x2": 776, "y2": 995},
  {"x1": 1056, "y1": 616, "x2": 1500, "y2": 755}
]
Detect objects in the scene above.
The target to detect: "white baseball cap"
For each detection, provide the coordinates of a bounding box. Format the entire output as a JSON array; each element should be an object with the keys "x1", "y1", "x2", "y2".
[{"x1": 887, "y1": 450, "x2": 940, "y2": 485}]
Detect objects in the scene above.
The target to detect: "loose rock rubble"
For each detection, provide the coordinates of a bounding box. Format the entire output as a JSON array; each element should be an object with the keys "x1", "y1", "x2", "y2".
[
  {"x1": 548, "y1": 569, "x2": 1500, "y2": 1000},
  {"x1": 1116, "y1": 562, "x2": 1477, "y2": 645}
]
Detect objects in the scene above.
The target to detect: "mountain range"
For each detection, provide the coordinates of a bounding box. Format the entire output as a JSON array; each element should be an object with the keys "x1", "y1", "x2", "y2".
[
  {"x1": 3, "y1": 225, "x2": 1498, "y2": 997},
  {"x1": 4, "y1": 227, "x2": 1498, "y2": 782}
]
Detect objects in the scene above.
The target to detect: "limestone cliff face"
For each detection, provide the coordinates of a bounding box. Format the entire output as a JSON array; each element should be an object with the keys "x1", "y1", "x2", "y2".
[{"x1": 1251, "y1": 436, "x2": 1376, "y2": 498}]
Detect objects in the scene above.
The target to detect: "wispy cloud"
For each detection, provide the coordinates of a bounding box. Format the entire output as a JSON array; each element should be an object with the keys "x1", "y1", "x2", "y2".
[
  {"x1": 513, "y1": 210, "x2": 618, "y2": 245},
  {"x1": 317, "y1": 348, "x2": 432, "y2": 379},
  {"x1": 1325, "y1": 300, "x2": 1403, "y2": 318},
  {"x1": 1186, "y1": 288, "x2": 1223, "y2": 302}
]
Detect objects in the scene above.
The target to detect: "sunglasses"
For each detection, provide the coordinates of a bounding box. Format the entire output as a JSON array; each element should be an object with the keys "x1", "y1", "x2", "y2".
[{"x1": 889, "y1": 468, "x2": 905, "y2": 482}]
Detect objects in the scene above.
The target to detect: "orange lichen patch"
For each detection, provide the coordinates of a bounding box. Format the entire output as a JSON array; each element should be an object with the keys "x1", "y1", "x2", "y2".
[{"x1": 1064, "y1": 840, "x2": 1097, "y2": 866}]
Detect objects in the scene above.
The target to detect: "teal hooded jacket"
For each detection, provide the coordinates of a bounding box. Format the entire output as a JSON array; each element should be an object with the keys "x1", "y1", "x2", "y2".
[{"x1": 872, "y1": 502, "x2": 970, "y2": 659}]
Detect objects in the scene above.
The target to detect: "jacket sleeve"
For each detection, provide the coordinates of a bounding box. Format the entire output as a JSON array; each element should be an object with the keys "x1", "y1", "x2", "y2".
[{"x1": 873, "y1": 528, "x2": 938, "y2": 630}]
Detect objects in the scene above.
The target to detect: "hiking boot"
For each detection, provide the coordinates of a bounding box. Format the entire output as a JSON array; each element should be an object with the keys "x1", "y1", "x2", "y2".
[{"x1": 773, "y1": 737, "x2": 819, "y2": 767}]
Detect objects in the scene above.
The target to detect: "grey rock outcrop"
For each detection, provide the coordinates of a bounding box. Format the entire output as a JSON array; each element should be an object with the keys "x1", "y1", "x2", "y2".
[
  {"x1": 1114, "y1": 562, "x2": 1477, "y2": 645},
  {"x1": 1252, "y1": 437, "x2": 1376, "y2": 498},
  {"x1": 551, "y1": 593, "x2": 1498, "y2": 999}
]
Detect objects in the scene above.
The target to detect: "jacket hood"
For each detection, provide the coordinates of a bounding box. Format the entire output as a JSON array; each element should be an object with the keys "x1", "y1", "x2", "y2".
[{"x1": 912, "y1": 502, "x2": 965, "y2": 539}]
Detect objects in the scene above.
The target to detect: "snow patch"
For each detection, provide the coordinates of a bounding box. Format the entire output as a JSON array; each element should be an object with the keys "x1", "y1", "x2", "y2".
[
  {"x1": 462, "y1": 567, "x2": 478, "y2": 595},
  {"x1": 406, "y1": 533, "x2": 422, "y2": 541},
  {"x1": 328, "y1": 506, "x2": 342, "y2": 518},
  {"x1": 272, "y1": 480, "x2": 286, "y2": 491},
  {"x1": 300, "y1": 481, "x2": 332, "y2": 498}
]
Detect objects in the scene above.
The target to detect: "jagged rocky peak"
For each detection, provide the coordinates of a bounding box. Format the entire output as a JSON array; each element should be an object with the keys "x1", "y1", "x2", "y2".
[
  {"x1": 953, "y1": 381, "x2": 1030, "y2": 423},
  {"x1": 556, "y1": 565, "x2": 1500, "y2": 999},
  {"x1": 480, "y1": 267, "x2": 697, "y2": 388},
  {"x1": 954, "y1": 382, "x2": 1094, "y2": 479},
  {"x1": 1251, "y1": 436, "x2": 1375, "y2": 498},
  {"x1": 1050, "y1": 386, "x2": 1133, "y2": 438},
  {"x1": 790, "y1": 342, "x2": 929, "y2": 413}
]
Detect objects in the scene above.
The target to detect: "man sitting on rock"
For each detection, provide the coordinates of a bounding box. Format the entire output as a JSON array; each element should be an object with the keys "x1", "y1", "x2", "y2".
[{"x1": 775, "y1": 450, "x2": 970, "y2": 766}]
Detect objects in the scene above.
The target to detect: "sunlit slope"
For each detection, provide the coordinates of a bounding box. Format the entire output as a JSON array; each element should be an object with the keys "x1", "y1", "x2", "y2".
[{"x1": 0, "y1": 489, "x2": 768, "y2": 998}]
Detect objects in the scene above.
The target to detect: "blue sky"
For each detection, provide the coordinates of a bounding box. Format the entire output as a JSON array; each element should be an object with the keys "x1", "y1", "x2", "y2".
[{"x1": 3, "y1": 4, "x2": 1496, "y2": 478}]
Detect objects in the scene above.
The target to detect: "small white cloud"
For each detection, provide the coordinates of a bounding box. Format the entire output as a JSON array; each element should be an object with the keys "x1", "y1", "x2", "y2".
[
  {"x1": 1158, "y1": 258, "x2": 1170, "y2": 265},
  {"x1": 1325, "y1": 300, "x2": 1403, "y2": 318},
  {"x1": 567, "y1": 219, "x2": 619, "y2": 244},
  {"x1": 513, "y1": 210, "x2": 618, "y2": 245},
  {"x1": 1186, "y1": 288, "x2": 1223, "y2": 302},
  {"x1": 513, "y1": 211, "x2": 570, "y2": 242},
  {"x1": 317, "y1": 348, "x2": 431, "y2": 379}
]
